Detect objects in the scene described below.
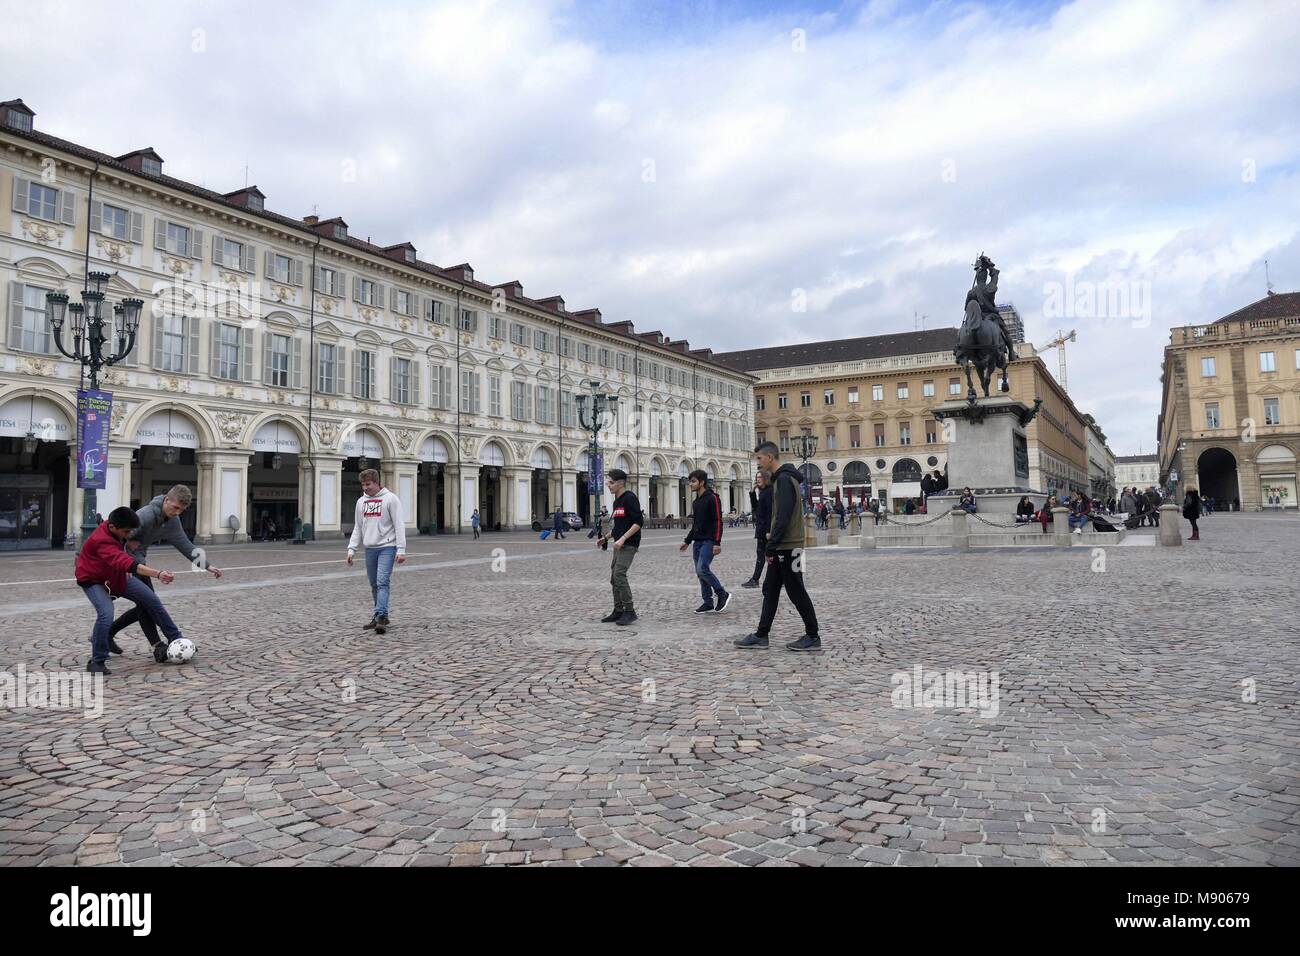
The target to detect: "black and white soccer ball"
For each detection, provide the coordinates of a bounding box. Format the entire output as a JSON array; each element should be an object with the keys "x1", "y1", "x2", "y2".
[{"x1": 164, "y1": 638, "x2": 196, "y2": 664}]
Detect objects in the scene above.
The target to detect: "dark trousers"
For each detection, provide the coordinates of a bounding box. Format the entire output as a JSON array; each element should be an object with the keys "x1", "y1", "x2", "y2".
[
  {"x1": 108, "y1": 574, "x2": 162, "y2": 645},
  {"x1": 756, "y1": 549, "x2": 818, "y2": 638},
  {"x1": 751, "y1": 535, "x2": 768, "y2": 582}
]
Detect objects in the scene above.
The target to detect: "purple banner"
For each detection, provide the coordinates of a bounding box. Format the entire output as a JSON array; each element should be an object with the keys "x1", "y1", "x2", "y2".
[
  {"x1": 76, "y1": 389, "x2": 112, "y2": 491},
  {"x1": 587, "y1": 451, "x2": 604, "y2": 493}
]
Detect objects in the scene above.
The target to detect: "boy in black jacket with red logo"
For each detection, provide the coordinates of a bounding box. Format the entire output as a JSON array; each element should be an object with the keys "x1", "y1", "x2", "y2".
[{"x1": 679, "y1": 469, "x2": 732, "y2": 613}]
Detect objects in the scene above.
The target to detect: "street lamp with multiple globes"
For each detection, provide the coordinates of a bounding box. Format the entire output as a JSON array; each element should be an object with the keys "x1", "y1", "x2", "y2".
[
  {"x1": 45, "y1": 272, "x2": 144, "y2": 545},
  {"x1": 575, "y1": 380, "x2": 619, "y2": 527},
  {"x1": 790, "y1": 432, "x2": 818, "y2": 512}
]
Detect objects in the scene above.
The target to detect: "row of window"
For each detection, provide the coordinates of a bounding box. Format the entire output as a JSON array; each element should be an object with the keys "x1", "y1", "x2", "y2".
[
  {"x1": 759, "y1": 379, "x2": 959, "y2": 411},
  {"x1": 758, "y1": 421, "x2": 942, "y2": 451},
  {"x1": 1204, "y1": 399, "x2": 1285, "y2": 429},
  {"x1": 1202, "y1": 352, "x2": 1300, "y2": 378}
]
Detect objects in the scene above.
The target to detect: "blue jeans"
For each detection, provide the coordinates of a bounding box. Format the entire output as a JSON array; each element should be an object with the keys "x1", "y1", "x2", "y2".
[
  {"x1": 1069, "y1": 514, "x2": 1090, "y2": 530},
  {"x1": 81, "y1": 577, "x2": 182, "y2": 663},
  {"x1": 365, "y1": 546, "x2": 397, "y2": 617},
  {"x1": 692, "y1": 541, "x2": 726, "y2": 604}
]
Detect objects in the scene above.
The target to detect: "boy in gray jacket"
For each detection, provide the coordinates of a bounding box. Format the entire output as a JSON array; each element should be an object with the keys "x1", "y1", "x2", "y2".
[{"x1": 346, "y1": 468, "x2": 407, "y2": 634}]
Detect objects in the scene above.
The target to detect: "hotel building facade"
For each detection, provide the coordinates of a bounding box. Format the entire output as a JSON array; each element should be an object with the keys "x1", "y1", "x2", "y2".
[{"x1": 0, "y1": 98, "x2": 755, "y2": 548}]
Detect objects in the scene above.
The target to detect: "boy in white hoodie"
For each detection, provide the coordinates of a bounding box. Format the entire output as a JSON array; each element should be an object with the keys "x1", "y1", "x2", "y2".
[{"x1": 346, "y1": 469, "x2": 407, "y2": 634}]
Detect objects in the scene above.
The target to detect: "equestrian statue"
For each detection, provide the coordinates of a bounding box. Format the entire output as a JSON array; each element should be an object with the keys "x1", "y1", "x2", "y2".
[{"x1": 954, "y1": 253, "x2": 1018, "y2": 400}]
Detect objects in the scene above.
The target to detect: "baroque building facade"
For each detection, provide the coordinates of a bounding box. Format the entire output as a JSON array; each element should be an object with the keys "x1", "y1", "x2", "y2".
[{"x1": 0, "y1": 98, "x2": 754, "y2": 548}]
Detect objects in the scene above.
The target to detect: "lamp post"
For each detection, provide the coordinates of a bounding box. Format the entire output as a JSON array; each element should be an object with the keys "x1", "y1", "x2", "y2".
[
  {"x1": 791, "y1": 433, "x2": 818, "y2": 513},
  {"x1": 576, "y1": 380, "x2": 619, "y2": 527},
  {"x1": 46, "y1": 273, "x2": 143, "y2": 547}
]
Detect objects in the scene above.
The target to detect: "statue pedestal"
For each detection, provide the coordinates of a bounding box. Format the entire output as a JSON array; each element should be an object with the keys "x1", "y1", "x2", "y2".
[{"x1": 929, "y1": 396, "x2": 1045, "y2": 516}]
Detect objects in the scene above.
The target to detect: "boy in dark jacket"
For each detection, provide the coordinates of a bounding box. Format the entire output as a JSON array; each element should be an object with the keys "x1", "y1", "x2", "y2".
[
  {"x1": 76, "y1": 507, "x2": 185, "y2": 675},
  {"x1": 742, "y1": 469, "x2": 773, "y2": 588},
  {"x1": 734, "y1": 442, "x2": 822, "y2": 652},
  {"x1": 679, "y1": 470, "x2": 731, "y2": 613}
]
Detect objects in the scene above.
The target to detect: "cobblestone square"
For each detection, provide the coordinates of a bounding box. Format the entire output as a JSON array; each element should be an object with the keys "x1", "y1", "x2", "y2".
[{"x1": 2, "y1": 515, "x2": 1297, "y2": 866}]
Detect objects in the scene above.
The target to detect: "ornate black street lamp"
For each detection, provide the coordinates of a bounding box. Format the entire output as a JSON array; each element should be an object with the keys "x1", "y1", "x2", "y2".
[
  {"x1": 46, "y1": 272, "x2": 144, "y2": 545},
  {"x1": 791, "y1": 432, "x2": 818, "y2": 512},
  {"x1": 576, "y1": 380, "x2": 619, "y2": 526}
]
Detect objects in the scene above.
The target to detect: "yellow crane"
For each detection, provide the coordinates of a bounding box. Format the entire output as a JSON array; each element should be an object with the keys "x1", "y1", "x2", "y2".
[{"x1": 1036, "y1": 328, "x2": 1077, "y2": 392}]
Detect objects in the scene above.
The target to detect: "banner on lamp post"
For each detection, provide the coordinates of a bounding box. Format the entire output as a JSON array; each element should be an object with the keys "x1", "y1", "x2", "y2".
[
  {"x1": 76, "y1": 389, "x2": 112, "y2": 491},
  {"x1": 587, "y1": 449, "x2": 604, "y2": 494}
]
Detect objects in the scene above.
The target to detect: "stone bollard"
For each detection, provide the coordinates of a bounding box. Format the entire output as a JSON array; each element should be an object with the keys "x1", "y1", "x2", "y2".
[
  {"x1": 849, "y1": 512, "x2": 860, "y2": 535},
  {"x1": 950, "y1": 508, "x2": 970, "y2": 551},
  {"x1": 1052, "y1": 506, "x2": 1071, "y2": 548},
  {"x1": 804, "y1": 512, "x2": 818, "y2": 548},
  {"x1": 860, "y1": 518, "x2": 876, "y2": 549},
  {"x1": 1158, "y1": 503, "x2": 1183, "y2": 546},
  {"x1": 827, "y1": 522, "x2": 839, "y2": 546}
]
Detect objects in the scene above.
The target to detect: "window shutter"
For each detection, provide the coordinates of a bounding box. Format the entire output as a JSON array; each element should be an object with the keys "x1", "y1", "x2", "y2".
[
  {"x1": 152, "y1": 314, "x2": 164, "y2": 369},
  {"x1": 353, "y1": 275, "x2": 362, "y2": 302},
  {"x1": 291, "y1": 259, "x2": 303, "y2": 287},
  {"x1": 428, "y1": 364, "x2": 439, "y2": 406},
  {"x1": 240, "y1": 326, "x2": 254, "y2": 381},
  {"x1": 11, "y1": 176, "x2": 28, "y2": 213},
  {"x1": 154, "y1": 217, "x2": 167, "y2": 249},
  {"x1": 191, "y1": 229, "x2": 204, "y2": 260},
  {"x1": 334, "y1": 271, "x2": 345, "y2": 297},
  {"x1": 7, "y1": 282, "x2": 24, "y2": 351},
  {"x1": 130, "y1": 211, "x2": 143, "y2": 244},
  {"x1": 443, "y1": 367, "x2": 452, "y2": 409},
  {"x1": 210, "y1": 321, "x2": 221, "y2": 377},
  {"x1": 390, "y1": 287, "x2": 399, "y2": 311},
  {"x1": 410, "y1": 360, "x2": 420, "y2": 407},
  {"x1": 525, "y1": 383, "x2": 532, "y2": 420},
  {"x1": 262, "y1": 330, "x2": 273, "y2": 385},
  {"x1": 264, "y1": 250, "x2": 274, "y2": 278},
  {"x1": 59, "y1": 189, "x2": 75, "y2": 225},
  {"x1": 242, "y1": 243, "x2": 255, "y2": 274},
  {"x1": 371, "y1": 282, "x2": 383, "y2": 307},
  {"x1": 291, "y1": 337, "x2": 302, "y2": 388},
  {"x1": 90, "y1": 200, "x2": 103, "y2": 235},
  {"x1": 336, "y1": 345, "x2": 348, "y2": 396},
  {"x1": 212, "y1": 234, "x2": 224, "y2": 266},
  {"x1": 389, "y1": 356, "x2": 398, "y2": 403},
  {"x1": 314, "y1": 265, "x2": 325, "y2": 292},
  {"x1": 187, "y1": 317, "x2": 201, "y2": 374},
  {"x1": 352, "y1": 349, "x2": 363, "y2": 398}
]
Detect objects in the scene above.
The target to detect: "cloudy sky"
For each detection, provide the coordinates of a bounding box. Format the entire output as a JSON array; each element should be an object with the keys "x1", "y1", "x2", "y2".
[{"x1": 4, "y1": 0, "x2": 1298, "y2": 453}]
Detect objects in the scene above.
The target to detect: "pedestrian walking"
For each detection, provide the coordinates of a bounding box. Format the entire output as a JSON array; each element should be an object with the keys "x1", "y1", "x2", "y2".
[
  {"x1": 108, "y1": 484, "x2": 223, "y2": 661},
  {"x1": 741, "y1": 469, "x2": 773, "y2": 588},
  {"x1": 346, "y1": 468, "x2": 407, "y2": 635},
  {"x1": 76, "y1": 507, "x2": 187, "y2": 676},
  {"x1": 1184, "y1": 487, "x2": 1202, "y2": 540},
  {"x1": 734, "y1": 442, "x2": 821, "y2": 652},
  {"x1": 599, "y1": 468, "x2": 643, "y2": 626},
  {"x1": 471, "y1": 508, "x2": 481, "y2": 539},
  {"x1": 1145, "y1": 487, "x2": 1161, "y2": 527},
  {"x1": 551, "y1": 508, "x2": 567, "y2": 540},
  {"x1": 680, "y1": 469, "x2": 731, "y2": 613}
]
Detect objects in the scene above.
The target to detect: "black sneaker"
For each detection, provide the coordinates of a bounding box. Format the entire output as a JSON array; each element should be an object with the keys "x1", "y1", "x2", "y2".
[
  {"x1": 786, "y1": 634, "x2": 823, "y2": 652},
  {"x1": 733, "y1": 633, "x2": 768, "y2": 649},
  {"x1": 375, "y1": 615, "x2": 389, "y2": 635},
  {"x1": 740, "y1": 579, "x2": 760, "y2": 589},
  {"x1": 694, "y1": 603, "x2": 714, "y2": 614},
  {"x1": 715, "y1": 591, "x2": 733, "y2": 613},
  {"x1": 86, "y1": 659, "x2": 111, "y2": 675},
  {"x1": 153, "y1": 642, "x2": 170, "y2": 664},
  {"x1": 107, "y1": 637, "x2": 124, "y2": 655},
  {"x1": 363, "y1": 617, "x2": 378, "y2": 630},
  {"x1": 615, "y1": 610, "x2": 638, "y2": 626},
  {"x1": 601, "y1": 609, "x2": 624, "y2": 623}
]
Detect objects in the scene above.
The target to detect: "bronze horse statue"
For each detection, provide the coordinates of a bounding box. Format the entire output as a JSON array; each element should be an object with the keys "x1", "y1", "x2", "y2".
[{"x1": 954, "y1": 254, "x2": 1015, "y2": 400}]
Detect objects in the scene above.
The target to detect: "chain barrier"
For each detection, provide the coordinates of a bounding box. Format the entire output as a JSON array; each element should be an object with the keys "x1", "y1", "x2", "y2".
[
  {"x1": 967, "y1": 512, "x2": 1032, "y2": 529},
  {"x1": 878, "y1": 509, "x2": 954, "y2": 528}
]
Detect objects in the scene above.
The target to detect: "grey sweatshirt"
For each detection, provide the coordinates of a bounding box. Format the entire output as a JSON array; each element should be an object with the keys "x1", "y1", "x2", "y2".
[{"x1": 129, "y1": 494, "x2": 200, "y2": 563}]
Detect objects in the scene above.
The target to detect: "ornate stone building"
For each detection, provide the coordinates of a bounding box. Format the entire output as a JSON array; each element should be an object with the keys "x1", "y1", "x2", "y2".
[
  {"x1": 1158, "y1": 292, "x2": 1300, "y2": 510},
  {"x1": 0, "y1": 97, "x2": 754, "y2": 547},
  {"x1": 716, "y1": 328, "x2": 1093, "y2": 511}
]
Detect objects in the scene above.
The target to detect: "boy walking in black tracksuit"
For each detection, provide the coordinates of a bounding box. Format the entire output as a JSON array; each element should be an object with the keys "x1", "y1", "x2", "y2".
[
  {"x1": 679, "y1": 470, "x2": 731, "y2": 613},
  {"x1": 735, "y1": 442, "x2": 822, "y2": 651}
]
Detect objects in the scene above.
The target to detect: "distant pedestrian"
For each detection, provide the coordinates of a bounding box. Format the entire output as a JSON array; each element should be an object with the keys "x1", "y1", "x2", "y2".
[
  {"x1": 1016, "y1": 496, "x2": 1035, "y2": 523},
  {"x1": 1145, "y1": 487, "x2": 1161, "y2": 527},
  {"x1": 471, "y1": 509, "x2": 481, "y2": 539},
  {"x1": 552, "y1": 509, "x2": 567, "y2": 540},
  {"x1": 1068, "y1": 490, "x2": 1092, "y2": 534},
  {"x1": 346, "y1": 468, "x2": 407, "y2": 635},
  {"x1": 599, "y1": 469, "x2": 643, "y2": 626},
  {"x1": 734, "y1": 442, "x2": 821, "y2": 652},
  {"x1": 742, "y1": 469, "x2": 773, "y2": 588},
  {"x1": 1183, "y1": 487, "x2": 1202, "y2": 541},
  {"x1": 680, "y1": 470, "x2": 731, "y2": 613},
  {"x1": 959, "y1": 488, "x2": 978, "y2": 514}
]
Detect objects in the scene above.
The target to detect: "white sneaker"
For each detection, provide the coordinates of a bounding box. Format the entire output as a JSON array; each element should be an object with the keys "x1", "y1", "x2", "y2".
[{"x1": 1074, "y1": 527, "x2": 1082, "y2": 534}]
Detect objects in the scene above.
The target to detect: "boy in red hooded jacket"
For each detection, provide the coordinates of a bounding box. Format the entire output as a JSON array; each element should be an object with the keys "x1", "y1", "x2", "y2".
[{"x1": 75, "y1": 507, "x2": 185, "y2": 675}]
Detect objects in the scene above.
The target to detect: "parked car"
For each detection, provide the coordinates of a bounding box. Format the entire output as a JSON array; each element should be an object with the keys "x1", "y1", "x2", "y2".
[{"x1": 561, "y1": 511, "x2": 584, "y2": 530}]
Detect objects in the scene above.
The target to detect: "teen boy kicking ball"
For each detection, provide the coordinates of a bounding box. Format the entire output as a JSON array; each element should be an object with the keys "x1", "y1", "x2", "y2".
[{"x1": 75, "y1": 507, "x2": 188, "y2": 675}]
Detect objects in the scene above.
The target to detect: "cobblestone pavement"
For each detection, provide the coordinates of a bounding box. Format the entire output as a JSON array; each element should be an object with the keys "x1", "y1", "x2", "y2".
[{"x1": 1, "y1": 513, "x2": 1297, "y2": 866}]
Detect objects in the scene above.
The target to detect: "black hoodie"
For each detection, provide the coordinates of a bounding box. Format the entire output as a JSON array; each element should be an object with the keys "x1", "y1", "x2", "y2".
[{"x1": 767, "y1": 462, "x2": 805, "y2": 551}]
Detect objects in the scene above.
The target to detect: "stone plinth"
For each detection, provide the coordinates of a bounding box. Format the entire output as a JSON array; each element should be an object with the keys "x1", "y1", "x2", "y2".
[{"x1": 930, "y1": 395, "x2": 1044, "y2": 494}]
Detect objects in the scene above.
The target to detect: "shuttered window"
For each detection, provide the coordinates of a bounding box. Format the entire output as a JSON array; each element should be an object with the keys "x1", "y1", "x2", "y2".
[
  {"x1": 152, "y1": 314, "x2": 198, "y2": 373},
  {"x1": 459, "y1": 369, "x2": 481, "y2": 413},
  {"x1": 353, "y1": 349, "x2": 376, "y2": 400},
  {"x1": 7, "y1": 282, "x2": 53, "y2": 353},
  {"x1": 489, "y1": 375, "x2": 502, "y2": 417},
  {"x1": 266, "y1": 333, "x2": 292, "y2": 388},
  {"x1": 429, "y1": 365, "x2": 453, "y2": 409},
  {"x1": 510, "y1": 322, "x2": 528, "y2": 345}
]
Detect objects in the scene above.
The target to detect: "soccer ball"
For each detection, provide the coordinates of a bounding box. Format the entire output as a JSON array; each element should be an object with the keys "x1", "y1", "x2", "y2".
[{"x1": 164, "y1": 639, "x2": 196, "y2": 664}]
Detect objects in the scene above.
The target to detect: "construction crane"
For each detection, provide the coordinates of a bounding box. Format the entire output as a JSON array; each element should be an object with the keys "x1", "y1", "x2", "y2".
[{"x1": 1035, "y1": 329, "x2": 1077, "y2": 391}]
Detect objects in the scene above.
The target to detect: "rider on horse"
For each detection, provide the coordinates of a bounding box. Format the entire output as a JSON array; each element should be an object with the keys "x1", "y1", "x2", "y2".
[{"x1": 965, "y1": 255, "x2": 1017, "y2": 361}]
